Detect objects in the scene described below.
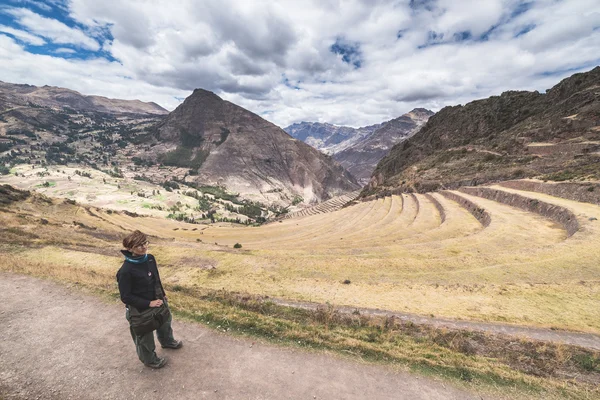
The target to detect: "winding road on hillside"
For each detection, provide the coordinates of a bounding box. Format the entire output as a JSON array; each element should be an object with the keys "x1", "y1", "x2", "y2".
[{"x1": 0, "y1": 273, "x2": 493, "y2": 400}]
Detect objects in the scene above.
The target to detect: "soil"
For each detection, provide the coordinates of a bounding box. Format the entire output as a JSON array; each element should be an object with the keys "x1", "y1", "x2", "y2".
[{"x1": 0, "y1": 273, "x2": 491, "y2": 400}]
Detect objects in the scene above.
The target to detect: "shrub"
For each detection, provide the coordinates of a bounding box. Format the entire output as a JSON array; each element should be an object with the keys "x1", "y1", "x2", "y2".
[
  {"x1": 233, "y1": 243, "x2": 242, "y2": 249},
  {"x1": 292, "y1": 196, "x2": 303, "y2": 205}
]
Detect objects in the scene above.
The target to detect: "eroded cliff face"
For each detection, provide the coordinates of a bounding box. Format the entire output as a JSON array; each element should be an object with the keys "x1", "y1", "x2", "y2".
[
  {"x1": 151, "y1": 89, "x2": 359, "y2": 204},
  {"x1": 368, "y1": 66, "x2": 600, "y2": 194}
]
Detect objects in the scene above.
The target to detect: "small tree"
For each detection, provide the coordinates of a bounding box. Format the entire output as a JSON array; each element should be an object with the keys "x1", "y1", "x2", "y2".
[{"x1": 233, "y1": 243, "x2": 242, "y2": 249}]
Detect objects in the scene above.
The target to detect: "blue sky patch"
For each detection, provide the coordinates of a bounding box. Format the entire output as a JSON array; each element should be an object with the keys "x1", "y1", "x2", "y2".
[
  {"x1": 510, "y1": 2, "x2": 534, "y2": 20},
  {"x1": 0, "y1": 2, "x2": 116, "y2": 62},
  {"x1": 330, "y1": 38, "x2": 362, "y2": 69},
  {"x1": 409, "y1": 0, "x2": 437, "y2": 12},
  {"x1": 282, "y1": 75, "x2": 301, "y2": 90},
  {"x1": 516, "y1": 24, "x2": 536, "y2": 37},
  {"x1": 479, "y1": 24, "x2": 499, "y2": 41},
  {"x1": 417, "y1": 30, "x2": 445, "y2": 49},
  {"x1": 453, "y1": 31, "x2": 472, "y2": 42}
]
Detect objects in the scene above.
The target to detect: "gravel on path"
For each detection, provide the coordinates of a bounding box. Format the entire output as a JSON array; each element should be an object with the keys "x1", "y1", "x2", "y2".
[{"x1": 0, "y1": 273, "x2": 492, "y2": 400}]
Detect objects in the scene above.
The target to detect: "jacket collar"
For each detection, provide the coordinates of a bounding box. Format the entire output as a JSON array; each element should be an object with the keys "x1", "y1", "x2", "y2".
[{"x1": 120, "y1": 250, "x2": 149, "y2": 264}]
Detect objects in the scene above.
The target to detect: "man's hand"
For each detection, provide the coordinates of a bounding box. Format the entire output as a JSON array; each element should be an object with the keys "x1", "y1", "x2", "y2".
[{"x1": 149, "y1": 299, "x2": 163, "y2": 307}]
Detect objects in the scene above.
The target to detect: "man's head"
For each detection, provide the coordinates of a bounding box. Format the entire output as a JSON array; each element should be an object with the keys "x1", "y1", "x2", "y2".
[{"x1": 122, "y1": 230, "x2": 149, "y2": 255}]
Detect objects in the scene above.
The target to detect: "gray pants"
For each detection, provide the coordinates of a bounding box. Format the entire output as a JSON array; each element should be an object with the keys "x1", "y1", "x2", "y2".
[{"x1": 125, "y1": 301, "x2": 176, "y2": 365}]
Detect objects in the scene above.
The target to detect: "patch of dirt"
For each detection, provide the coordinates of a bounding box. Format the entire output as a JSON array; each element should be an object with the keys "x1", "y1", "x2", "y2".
[{"x1": 0, "y1": 273, "x2": 487, "y2": 400}]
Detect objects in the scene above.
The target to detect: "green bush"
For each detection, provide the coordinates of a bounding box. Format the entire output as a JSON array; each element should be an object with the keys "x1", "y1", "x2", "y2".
[
  {"x1": 233, "y1": 243, "x2": 242, "y2": 249},
  {"x1": 292, "y1": 196, "x2": 303, "y2": 205}
]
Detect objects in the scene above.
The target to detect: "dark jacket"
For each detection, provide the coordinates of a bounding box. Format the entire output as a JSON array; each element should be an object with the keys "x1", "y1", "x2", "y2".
[{"x1": 116, "y1": 251, "x2": 166, "y2": 310}]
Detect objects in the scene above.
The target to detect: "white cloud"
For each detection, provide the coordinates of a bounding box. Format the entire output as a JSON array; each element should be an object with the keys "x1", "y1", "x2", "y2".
[
  {"x1": 5, "y1": 7, "x2": 100, "y2": 50},
  {"x1": 9, "y1": 0, "x2": 53, "y2": 12},
  {"x1": 0, "y1": 24, "x2": 45, "y2": 45},
  {"x1": 0, "y1": 35, "x2": 188, "y2": 110},
  {"x1": 1, "y1": 0, "x2": 599, "y2": 128},
  {"x1": 54, "y1": 47, "x2": 76, "y2": 54}
]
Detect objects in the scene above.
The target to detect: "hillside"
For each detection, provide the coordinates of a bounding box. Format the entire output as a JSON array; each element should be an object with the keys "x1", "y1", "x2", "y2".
[
  {"x1": 333, "y1": 108, "x2": 433, "y2": 183},
  {"x1": 0, "y1": 81, "x2": 168, "y2": 115},
  {"x1": 0, "y1": 81, "x2": 358, "y2": 212},
  {"x1": 146, "y1": 89, "x2": 359, "y2": 204},
  {"x1": 286, "y1": 109, "x2": 433, "y2": 184},
  {"x1": 0, "y1": 81, "x2": 166, "y2": 184},
  {"x1": 284, "y1": 122, "x2": 382, "y2": 154},
  {"x1": 368, "y1": 67, "x2": 600, "y2": 193}
]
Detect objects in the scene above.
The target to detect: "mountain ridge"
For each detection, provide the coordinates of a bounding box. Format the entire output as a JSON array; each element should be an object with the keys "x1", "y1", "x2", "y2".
[
  {"x1": 148, "y1": 88, "x2": 360, "y2": 204},
  {"x1": 0, "y1": 80, "x2": 168, "y2": 115},
  {"x1": 285, "y1": 108, "x2": 433, "y2": 184},
  {"x1": 367, "y1": 66, "x2": 600, "y2": 194}
]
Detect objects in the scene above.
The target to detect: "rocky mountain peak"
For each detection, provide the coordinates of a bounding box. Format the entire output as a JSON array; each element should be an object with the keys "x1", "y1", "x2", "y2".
[{"x1": 150, "y1": 88, "x2": 359, "y2": 204}]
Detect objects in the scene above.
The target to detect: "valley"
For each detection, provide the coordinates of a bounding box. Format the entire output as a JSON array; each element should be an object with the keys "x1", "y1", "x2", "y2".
[
  {"x1": 2, "y1": 67, "x2": 600, "y2": 399},
  {"x1": 2, "y1": 178, "x2": 600, "y2": 398}
]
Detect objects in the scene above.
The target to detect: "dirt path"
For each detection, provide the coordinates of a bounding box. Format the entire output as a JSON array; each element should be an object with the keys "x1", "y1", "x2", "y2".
[
  {"x1": 273, "y1": 300, "x2": 600, "y2": 351},
  {"x1": 0, "y1": 273, "x2": 491, "y2": 400}
]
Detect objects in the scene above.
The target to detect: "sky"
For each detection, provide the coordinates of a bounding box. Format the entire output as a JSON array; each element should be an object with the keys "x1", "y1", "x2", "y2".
[{"x1": 0, "y1": 0, "x2": 599, "y2": 128}]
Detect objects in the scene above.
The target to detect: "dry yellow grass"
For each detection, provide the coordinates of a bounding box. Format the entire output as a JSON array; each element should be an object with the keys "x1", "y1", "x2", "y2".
[{"x1": 2, "y1": 183, "x2": 600, "y2": 333}]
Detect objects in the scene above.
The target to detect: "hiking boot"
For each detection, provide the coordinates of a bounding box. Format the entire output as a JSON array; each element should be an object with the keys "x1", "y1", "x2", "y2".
[
  {"x1": 161, "y1": 340, "x2": 183, "y2": 349},
  {"x1": 145, "y1": 356, "x2": 168, "y2": 369}
]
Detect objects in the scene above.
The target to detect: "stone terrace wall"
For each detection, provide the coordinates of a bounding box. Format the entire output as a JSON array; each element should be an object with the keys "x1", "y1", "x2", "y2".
[
  {"x1": 499, "y1": 180, "x2": 600, "y2": 206},
  {"x1": 409, "y1": 193, "x2": 419, "y2": 217},
  {"x1": 424, "y1": 193, "x2": 446, "y2": 223},
  {"x1": 460, "y1": 187, "x2": 579, "y2": 237},
  {"x1": 361, "y1": 188, "x2": 404, "y2": 203},
  {"x1": 440, "y1": 191, "x2": 491, "y2": 227}
]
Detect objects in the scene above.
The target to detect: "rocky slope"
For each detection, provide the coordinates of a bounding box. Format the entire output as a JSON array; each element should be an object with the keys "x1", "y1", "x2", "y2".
[
  {"x1": 286, "y1": 109, "x2": 433, "y2": 184},
  {"x1": 333, "y1": 108, "x2": 433, "y2": 184},
  {"x1": 284, "y1": 122, "x2": 382, "y2": 154},
  {"x1": 0, "y1": 81, "x2": 166, "y2": 174},
  {"x1": 368, "y1": 66, "x2": 600, "y2": 194},
  {"x1": 148, "y1": 89, "x2": 360, "y2": 204}
]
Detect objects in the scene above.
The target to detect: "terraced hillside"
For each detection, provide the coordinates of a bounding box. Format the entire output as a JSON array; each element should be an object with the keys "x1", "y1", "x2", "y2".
[
  {"x1": 4, "y1": 180, "x2": 600, "y2": 397},
  {"x1": 281, "y1": 190, "x2": 361, "y2": 219},
  {"x1": 2, "y1": 181, "x2": 599, "y2": 335}
]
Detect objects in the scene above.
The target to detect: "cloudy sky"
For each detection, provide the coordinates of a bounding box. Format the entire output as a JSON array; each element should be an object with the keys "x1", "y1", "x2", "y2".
[{"x1": 0, "y1": 0, "x2": 599, "y2": 128}]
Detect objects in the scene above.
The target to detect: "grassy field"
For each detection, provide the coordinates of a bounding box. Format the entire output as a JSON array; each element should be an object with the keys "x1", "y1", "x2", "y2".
[{"x1": 1, "y1": 182, "x2": 600, "y2": 398}]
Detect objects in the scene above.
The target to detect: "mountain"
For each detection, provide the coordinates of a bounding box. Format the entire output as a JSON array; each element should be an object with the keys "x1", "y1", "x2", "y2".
[
  {"x1": 0, "y1": 81, "x2": 166, "y2": 170},
  {"x1": 333, "y1": 108, "x2": 433, "y2": 184},
  {"x1": 284, "y1": 122, "x2": 382, "y2": 154},
  {"x1": 368, "y1": 66, "x2": 600, "y2": 194},
  {"x1": 285, "y1": 109, "x2": 433, "y2": 184},
  {"x1": 148, "y1": 89, "x2": 360, "y2": 204},
  {"x1": 0, "y1": 81, "x2": 167, "y2": 115}
]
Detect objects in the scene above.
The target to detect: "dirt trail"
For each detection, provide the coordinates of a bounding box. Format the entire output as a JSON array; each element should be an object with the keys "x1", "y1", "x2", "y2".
[
  {"x1": 0, "y1": 273, "x2": 491, "y2": 400},
  {"x1": 273, "y1": 300, "x2": 600, "y2": 351}
]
